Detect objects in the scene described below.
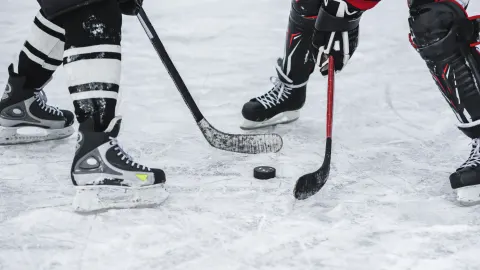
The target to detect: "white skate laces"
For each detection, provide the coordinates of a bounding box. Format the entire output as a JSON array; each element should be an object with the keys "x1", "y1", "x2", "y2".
[
  {"x1": 256, "y1": 77, "x2": 307, "y2": 109},
  {"x1": 109, "y1": 137, "x2": 151, "y2": 171},
  {"x1": 256, "y1": 63, "x2": 307, "y2": 109},
  {"x1": 34, "y1": 90, "x2": 63, "y2": 116},
  {"x1": 459, "y1": 138, "x2": 480, "y2": 169}
]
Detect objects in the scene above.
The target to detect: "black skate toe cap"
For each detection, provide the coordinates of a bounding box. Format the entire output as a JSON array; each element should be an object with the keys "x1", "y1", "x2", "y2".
[
  {"x1": 450, "y1": 171, "x2": 463, "y2": 189},
  {"x1": 152, "y1": 169, "x2": 166, "y2": 184},
  {"x1": 450, "y1": 167, "x2": 480, "y2": 189},
  {"x1": 242, "y1": 100, "x2": 266, "y2": 122},
  {"x1": 61, "y1": 110, "x2": 75, "y2": 127}
]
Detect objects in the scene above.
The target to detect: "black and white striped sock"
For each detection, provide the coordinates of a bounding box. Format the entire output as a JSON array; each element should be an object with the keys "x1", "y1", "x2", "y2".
[
  {"x1": 53, "y1": 0, "x2": 123, "y2": 131},
  {"x1": 13, "y1": 11, "x2": 64, "y2": 89},
  {"x1": 63, "y1": 44, "x2": 121, "y2": 130}
]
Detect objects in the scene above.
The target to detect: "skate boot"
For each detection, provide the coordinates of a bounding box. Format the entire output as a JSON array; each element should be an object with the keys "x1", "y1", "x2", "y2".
[
  {"x1": 0, "y1": 66, "x2": 74, "y2": 144},
  {"x1": 71, "y1": 116, "x2": 168, "y2": 212},
  {"x1": 450, "y1": 137, "x2": 480, "y2": 205},
  {"x1": 241, "y1": 59, "x2": 307, "y2": 130}
]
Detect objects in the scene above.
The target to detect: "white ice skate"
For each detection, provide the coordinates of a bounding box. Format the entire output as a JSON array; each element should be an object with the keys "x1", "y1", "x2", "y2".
[{"x1": 71, "y1": 116, "x2": 168, "y2": 212}]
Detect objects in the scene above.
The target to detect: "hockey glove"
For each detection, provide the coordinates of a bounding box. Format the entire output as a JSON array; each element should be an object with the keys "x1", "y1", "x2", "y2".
[
  {"x1": 312, "y1": 0, "x2": 362, "y2": 75},
  {"x1": 119, "y1": 0, "x2": 143, "y2": 16}
]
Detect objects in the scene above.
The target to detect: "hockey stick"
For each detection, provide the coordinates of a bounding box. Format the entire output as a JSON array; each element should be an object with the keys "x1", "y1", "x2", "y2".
[
  {"x1": 136, "y1": 8, "x2": 283, "y2": 154},
  {"x1": 294, "y1": 56, "x2": 335, "y2": 200}
]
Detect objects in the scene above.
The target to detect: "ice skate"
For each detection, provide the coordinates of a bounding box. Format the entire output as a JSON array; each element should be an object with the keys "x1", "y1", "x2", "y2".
[
  {"x1": 71, "y1": 116, "x2": 168, "y2": 212},
  {"x1": 241, "y1": 59, "x2": 306, "y2": 130},
  {"x1": 450, "y1": 138, "x2": 480, "y2": 205},
  {"x1": 0, "y1": 66, "x2": 74, "y2": 145}
]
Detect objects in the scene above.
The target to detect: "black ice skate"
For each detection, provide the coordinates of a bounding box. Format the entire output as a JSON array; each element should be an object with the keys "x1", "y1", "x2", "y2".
[
  {"x1": 450, "y1": 138, "x2": 480, "y2": 205},
  {"x1": 241, "y1": 59, "x2": 307, "y2": 130},
  {"x1": 71, "y1": 116, "x2": 168, "y2": 212},
  {"x1": 0, "y1": 66, "x2": 74, "y2": 144}
]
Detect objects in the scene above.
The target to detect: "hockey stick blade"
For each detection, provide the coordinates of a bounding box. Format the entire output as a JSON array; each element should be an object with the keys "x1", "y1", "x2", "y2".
[
  {"x1": 294, "y1": 138, "x2": 331, "y2": 199},
  {"x1": 198, "y1": 119, "x2": 283, "y2": 154},
  {"x1": 294, "y1": 56, "x2": 335, "y2": 200},
  {"x1": 137, "y1": 9, "x2": 283, "y2": 154}
]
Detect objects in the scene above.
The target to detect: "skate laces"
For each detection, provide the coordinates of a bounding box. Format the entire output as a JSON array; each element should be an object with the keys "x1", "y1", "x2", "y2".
[
  {"x1": 255, "y1": 65, "x2": 307, "y2": 109},
  {"x1": 109, "y1": 137, "x2": 151, "y2": 171},
  {"x1": 459, "y1": 138, "x2": 480, "y2": 169},
  {"x1": 34, "y1": 90, "x2": 63, "y2": 116}
]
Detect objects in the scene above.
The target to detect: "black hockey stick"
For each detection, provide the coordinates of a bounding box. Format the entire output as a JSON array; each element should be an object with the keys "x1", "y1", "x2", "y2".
[
  {"x1": 294, "y1": 56, "x2": 335, "y2": 200},
  {"x1": 136, "y1": 8, "x2": 283, "y2": 154}
]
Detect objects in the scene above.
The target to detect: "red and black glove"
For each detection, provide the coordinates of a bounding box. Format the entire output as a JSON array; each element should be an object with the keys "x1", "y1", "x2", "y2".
[
  {"x1": 312, "y1": 0, "x2": 380, "y2": 75},
  {"x1": 311, "y1": 0, "x2": 362, "y2": 75}
]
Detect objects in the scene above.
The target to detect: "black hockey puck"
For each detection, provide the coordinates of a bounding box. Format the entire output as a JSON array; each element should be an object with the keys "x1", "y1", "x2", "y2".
[{"x1": 254, "y1": 166, "x2": 276, "y2": 180}]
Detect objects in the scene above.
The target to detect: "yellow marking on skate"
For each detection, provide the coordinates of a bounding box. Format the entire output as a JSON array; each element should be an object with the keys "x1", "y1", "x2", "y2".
[{"x1": 136, "y1": 174, "x2": 148, "y2": 182}]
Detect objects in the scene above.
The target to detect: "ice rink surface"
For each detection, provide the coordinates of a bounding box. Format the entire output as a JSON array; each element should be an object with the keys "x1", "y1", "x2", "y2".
[{"x1": 1, "y1": 1, "x2": 480, "y2": 269}]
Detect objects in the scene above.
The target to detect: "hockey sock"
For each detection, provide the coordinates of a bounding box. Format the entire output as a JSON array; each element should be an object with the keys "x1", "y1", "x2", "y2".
[
  {"x1": 56, "y1": 0, "x2": 122, "y2": 132},
  {"x1": 11, "y1": 11, "x2": 64, "y2": 90}
]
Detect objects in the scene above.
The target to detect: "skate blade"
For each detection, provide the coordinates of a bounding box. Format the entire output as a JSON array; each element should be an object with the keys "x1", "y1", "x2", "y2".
[
  {"x1": 455, "y1": 185, "x2": 480, "y2": 206},
  {"x1": 73, "y1": 184, "x2": 169, "y2": 213},
  {"x1": 0, "y1": 125, "x2": 74, "y2": 145},
  {"x1": 240, "y1": 110, "x2": 300, "y2": 130}
]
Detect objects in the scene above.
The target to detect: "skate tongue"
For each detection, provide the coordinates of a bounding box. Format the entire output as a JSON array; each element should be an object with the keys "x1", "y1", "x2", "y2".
[
  {"x1": 104, "y1": 116, "x2": 122, "y2": 137},
  {"x1": 78, "y1": 116, "x2": 122, "y2": 136}
]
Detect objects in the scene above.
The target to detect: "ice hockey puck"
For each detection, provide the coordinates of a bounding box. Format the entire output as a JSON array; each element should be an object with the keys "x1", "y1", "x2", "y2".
[{"x1": 254, "y1": 166, "x2": 276, "y2": 180}]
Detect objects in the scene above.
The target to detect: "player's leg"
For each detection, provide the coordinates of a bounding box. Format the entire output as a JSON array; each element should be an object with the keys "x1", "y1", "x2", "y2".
[
  {"x1": 408, "y1": 0, "x2": 480, "y2": 204},
  {"x1": 0, "y1": 11, "x2": 74, "y2": 144},
  {"x1": 240, "y1": 0, "x2": 320, "y2": 129},
  {"x1": 55, "y1": 0, "x2": 167, "y2": 212}
]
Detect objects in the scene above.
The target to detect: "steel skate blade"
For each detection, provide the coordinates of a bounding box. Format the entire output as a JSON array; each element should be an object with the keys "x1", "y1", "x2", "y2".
[
  {"x1": 240, "y1": 110, "x2": 300, "y2": 130},
  {"x1": 0, "y1": 125, "x2": 74, "y2": 145},
  {"x1": 455, "y1": 185, "x2": 480, "y2": 206},
  {"x1": 73, "y1": 184, "x2": 169, "y2": 213}
]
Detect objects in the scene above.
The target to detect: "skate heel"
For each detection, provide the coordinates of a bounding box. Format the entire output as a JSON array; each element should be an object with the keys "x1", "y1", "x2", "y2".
[
  {"x1": 0, "y1": 125, "x2": 74, "y2": 145},
  {"x1": 73, "y1": 184, "x2": 169, "y2": 212}
]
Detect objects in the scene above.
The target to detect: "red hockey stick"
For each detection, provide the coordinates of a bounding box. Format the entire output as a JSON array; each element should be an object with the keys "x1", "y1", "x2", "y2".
[{"x1": 294, "y1": 56, "x2": 335, "y2": 200}]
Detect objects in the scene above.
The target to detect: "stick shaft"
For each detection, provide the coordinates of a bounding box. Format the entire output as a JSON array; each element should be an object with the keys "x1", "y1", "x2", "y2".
[
  {"x1": 137, "y1": 8, "x2": 204, "y2": 122},
  {"x1": 326, "y1": 56, "x2": 335, "y2": 138}
]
